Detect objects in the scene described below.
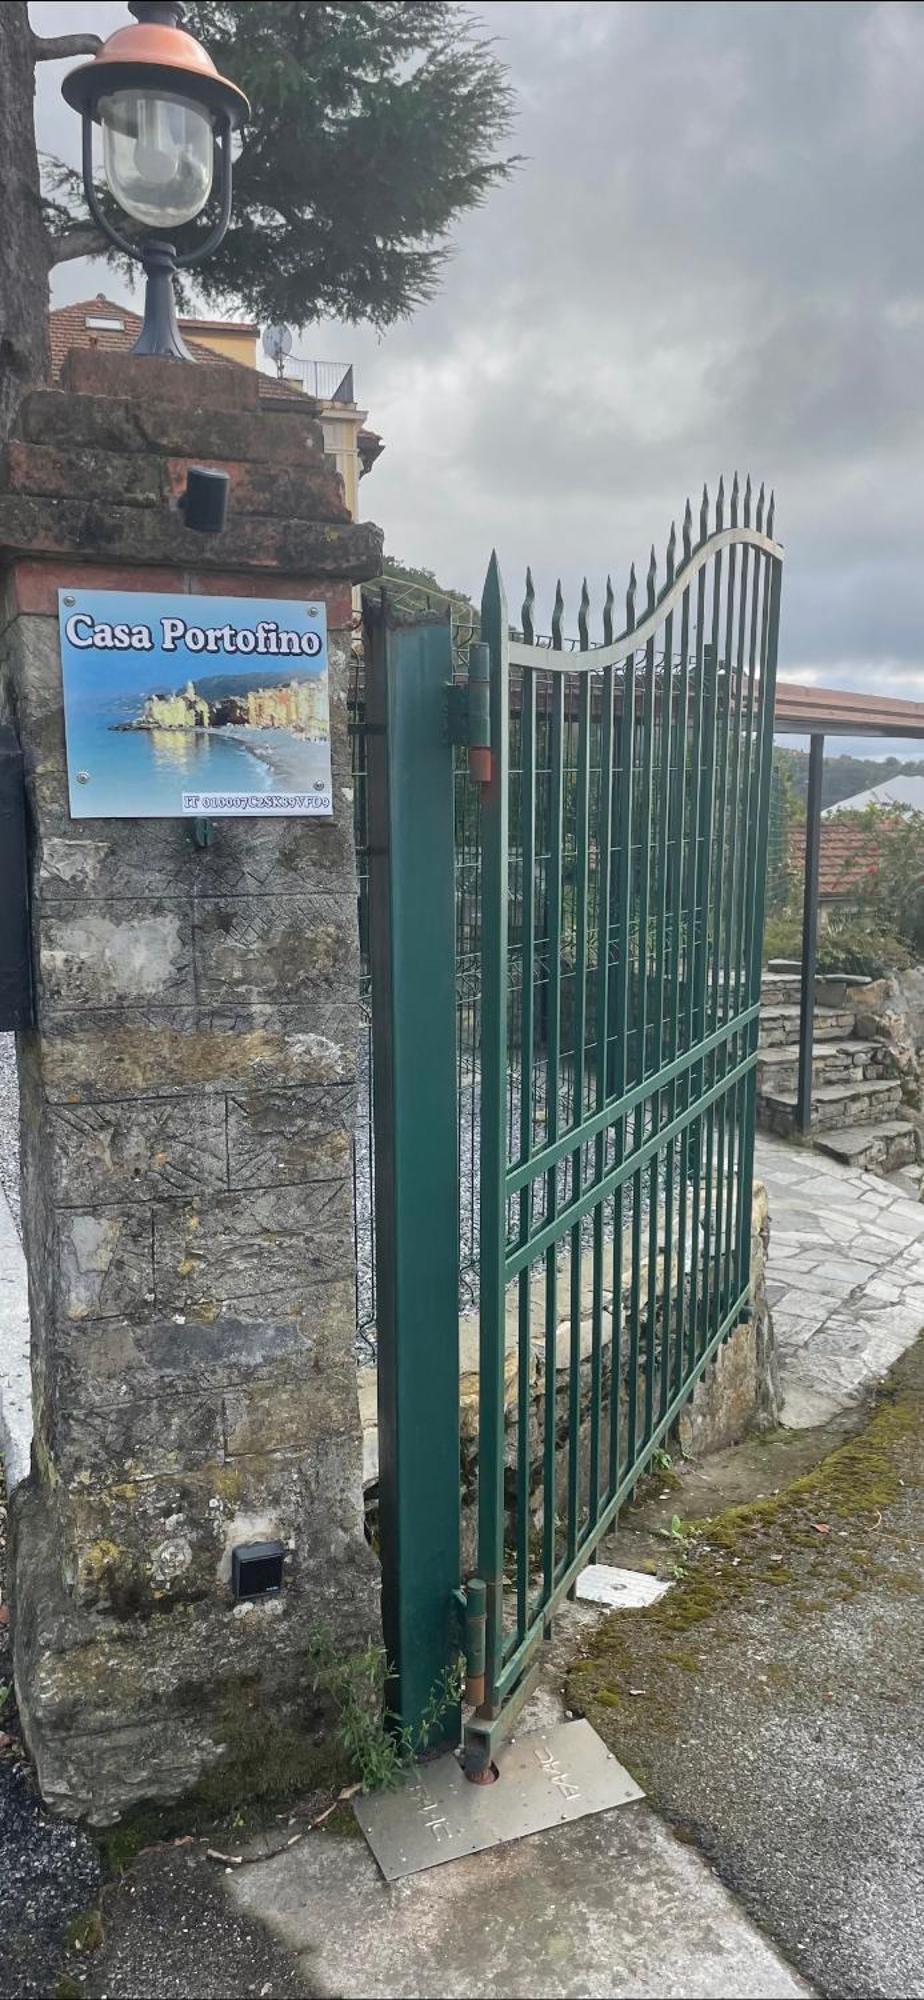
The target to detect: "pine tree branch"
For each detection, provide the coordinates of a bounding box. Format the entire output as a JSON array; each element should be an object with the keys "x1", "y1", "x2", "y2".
[
  {"x1": 32, "y1": 33, "x2": 102, "y2": 61},
  {"x1": 49, "y1": 223, "x2": 110, "y2": 266}
]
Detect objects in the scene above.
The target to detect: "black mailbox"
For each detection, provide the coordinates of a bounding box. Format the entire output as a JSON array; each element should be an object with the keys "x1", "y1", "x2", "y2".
[{"x1": 0, "y1": 728, "x2": 33, "y2": 1031}]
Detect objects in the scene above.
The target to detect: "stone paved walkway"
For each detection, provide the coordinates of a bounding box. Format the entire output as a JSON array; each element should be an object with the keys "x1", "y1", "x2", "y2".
[{"x1": 755, "y1": 1134, "x2": 924, "y2": 1428}]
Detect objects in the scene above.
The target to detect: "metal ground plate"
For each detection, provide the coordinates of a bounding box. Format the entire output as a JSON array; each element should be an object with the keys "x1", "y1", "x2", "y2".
[{"x1": 354, "y1": 1718, "x2": 644, "y2": 1882}]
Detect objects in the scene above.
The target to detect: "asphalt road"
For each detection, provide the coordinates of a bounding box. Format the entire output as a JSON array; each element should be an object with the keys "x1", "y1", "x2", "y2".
[{"x1": 572, "y1": 1340, "x2": 924, "y2": 2000}]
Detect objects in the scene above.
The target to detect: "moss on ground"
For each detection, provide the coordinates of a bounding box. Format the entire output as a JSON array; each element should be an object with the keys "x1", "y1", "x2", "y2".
[
  {"x1": 94, "y1": 1687, "x2": 353, "y2": 1876},
  {"x1": 565, "y1": 1346, "x2": 924, "y2": 1744},
  {"x1": 66, "y1": 1908, "x2": 105, "y2": 1954},
  {"x1": 319, "y1": 1802, "x2": 365, "y2": 1839}
]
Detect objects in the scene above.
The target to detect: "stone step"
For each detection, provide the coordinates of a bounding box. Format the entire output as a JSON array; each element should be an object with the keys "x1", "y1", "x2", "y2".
[
  {"x1": 757, "y1": 1074, "x2": 905, "y2": 1136},
  {"x1": 756, "y1": 1040, "x2": 896, "y2": 1094},
  {"x1": 765, "y1": 958, "x2": 872, "y2": 978},
  {"x1": 760, "y1": 970, "x2": 872, "y2": 1011},
  {"x1": 758, "y1": 1003, "x2": 856, "y2": 1048},
  {"x1": 814, "y1": 1119, "x2": 922, "y2": 1176},
  {"x1": 764, "y1": 961, "x2": 873, "y2": 985}
]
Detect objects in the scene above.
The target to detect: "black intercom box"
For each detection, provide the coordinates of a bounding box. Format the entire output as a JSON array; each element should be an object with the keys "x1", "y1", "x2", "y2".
[{"x1": 0, "y1": 728, "x2": 33, "y2": 1031}]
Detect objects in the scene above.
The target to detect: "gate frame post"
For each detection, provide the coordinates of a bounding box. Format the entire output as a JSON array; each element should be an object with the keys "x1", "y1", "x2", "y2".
[
  {"x1": 365, "y1": 594, "x2": 462, "y2": 1745},
  {"x1": 471, "y1": 550, "x2": 510, "y2": 1746},
  {"x1": 796, "y1": 731, "x2": 825, "y2": 1136}
]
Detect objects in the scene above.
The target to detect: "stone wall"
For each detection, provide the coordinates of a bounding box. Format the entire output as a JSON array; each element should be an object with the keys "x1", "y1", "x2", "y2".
[
  {"x1": 0, "y1": 354, "x2": 382, "y2": 1821},
  {"x1": 853, "y1": 971, "x2": 924, "y2": 1113},
  {"x1": 678, "y1": 1185, "x2": 780, "y2": 1454},
  {"x1": 361, "y1": 1186, "x2": 778, "y2": 1565}
]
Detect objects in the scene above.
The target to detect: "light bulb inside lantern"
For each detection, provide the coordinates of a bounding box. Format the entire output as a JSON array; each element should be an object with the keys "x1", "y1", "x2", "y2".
[
  {"x1": 133, "y1": 97, "x2": 177, "y2": 188},
  {"x1": 100, "y1": 89, "x2": 214, "y2": 228}
]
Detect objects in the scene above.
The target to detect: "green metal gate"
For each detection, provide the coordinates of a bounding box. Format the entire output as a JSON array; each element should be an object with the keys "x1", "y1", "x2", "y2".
[{"x1": 365, "y1": 479, "x2": 783, "y2": 1773}]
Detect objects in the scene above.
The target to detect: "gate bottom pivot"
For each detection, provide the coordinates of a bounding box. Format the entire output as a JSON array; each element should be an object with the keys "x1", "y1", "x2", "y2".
[
  {"x1": 459, "y1": 1585, "x2": 549, "y2": 1784},
  {"x1": 462, "y1": 1708, "x2": 499, "y2": 1786},
  {"x1": 460, "y1": 1577, "x2": 499, "y2": 1783}
]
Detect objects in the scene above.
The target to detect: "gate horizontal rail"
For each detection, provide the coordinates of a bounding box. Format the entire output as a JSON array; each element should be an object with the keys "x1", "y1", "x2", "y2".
[{"x1": 505, "y1": 1001, "x2": 760, "y2": 1200}]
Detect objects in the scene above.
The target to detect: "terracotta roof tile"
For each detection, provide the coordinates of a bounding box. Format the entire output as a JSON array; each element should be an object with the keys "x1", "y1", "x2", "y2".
[{"x1": 790, "y1": 816, "x2": 898, "y2": 899}]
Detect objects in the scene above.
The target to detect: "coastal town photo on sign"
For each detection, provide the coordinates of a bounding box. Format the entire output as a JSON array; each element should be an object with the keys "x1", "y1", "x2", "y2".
[{"x1": 57, "y1": 589, "x2": 334, "y2": 817}]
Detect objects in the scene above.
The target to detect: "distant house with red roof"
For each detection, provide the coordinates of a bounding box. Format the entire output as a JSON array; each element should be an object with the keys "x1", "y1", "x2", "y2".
[
  {"x1": 48, "y1": 296, "x2": 383, "y2": 520},
  {"x1": 790, "y1": 813, "x2": 903, "y2": 922}
]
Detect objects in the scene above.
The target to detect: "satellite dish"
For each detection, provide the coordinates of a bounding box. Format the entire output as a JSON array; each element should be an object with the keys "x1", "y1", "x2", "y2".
[{"x1": 263, "y1": 324, "x2": 293, "y2": 378}]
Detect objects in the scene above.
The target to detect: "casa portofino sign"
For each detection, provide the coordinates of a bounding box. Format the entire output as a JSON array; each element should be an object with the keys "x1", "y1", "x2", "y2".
[
  {"x1": 61, "y1": 608, "x2": 326, "y2": 661},
  {"x1": 58, "y1": 588, "x2": 333, "y2": 819}
]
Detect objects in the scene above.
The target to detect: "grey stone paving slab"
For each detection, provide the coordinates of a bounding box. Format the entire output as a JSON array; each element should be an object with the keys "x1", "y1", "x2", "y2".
[
  {"x1": 230, "y1": 1794, "x2": 811, "y2": 1999},
  {"x1": 755, "y1": 1135, "x2": 924, "y2": 1428},
  {"x1": 772, "y1": 1289, "x2": 830, "y2": 1323}
]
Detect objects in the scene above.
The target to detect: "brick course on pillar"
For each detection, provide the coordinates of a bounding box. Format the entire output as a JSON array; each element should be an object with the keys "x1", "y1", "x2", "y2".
[{"x1": 0, "y1": 352, "x2": 382, "y2": 1821}]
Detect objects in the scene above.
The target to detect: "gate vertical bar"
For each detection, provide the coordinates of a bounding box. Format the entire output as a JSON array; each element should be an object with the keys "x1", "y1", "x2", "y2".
[
  {"x1": 476, "y1": 552, "x2": 511, "y2": 1728},
  {"x1": 365, "y1": 596, "x2": 461, "y2": 1744},
  {"x1": 797, "y1": 732, "x2": 825, "y2": 1136},
  {"x1": 738, "y1": 550, "x2": 783, "y2": 1263}
]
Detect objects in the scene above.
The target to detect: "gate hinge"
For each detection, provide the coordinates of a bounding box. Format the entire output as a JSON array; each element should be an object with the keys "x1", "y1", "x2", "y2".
[
  {"x1": 455, "y1": 1578, "x2": 487, "y2": 1707},
  {"x1": 445, "y1": 642, "x2": 491, "y2": 783}
]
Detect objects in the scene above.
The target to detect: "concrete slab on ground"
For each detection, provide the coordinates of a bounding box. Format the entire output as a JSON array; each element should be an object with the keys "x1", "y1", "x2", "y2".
[
  {"x1": 230, "y1": 1790, "x2": 811, "y2": 2000},
  {"x1": 755, "y1": 1134, "x2": 924, "y2": 1427}
]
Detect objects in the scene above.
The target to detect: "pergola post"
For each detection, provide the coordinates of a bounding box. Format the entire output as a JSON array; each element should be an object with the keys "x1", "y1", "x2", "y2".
[{"x1": 796, "y1": 733, "x2": 825, "y2": 1136}]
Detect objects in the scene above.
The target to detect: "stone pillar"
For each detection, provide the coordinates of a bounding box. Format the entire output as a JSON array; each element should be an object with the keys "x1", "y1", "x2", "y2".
[{"x1": 0, "y1": 353, "x2": 383, "y2": 1821}]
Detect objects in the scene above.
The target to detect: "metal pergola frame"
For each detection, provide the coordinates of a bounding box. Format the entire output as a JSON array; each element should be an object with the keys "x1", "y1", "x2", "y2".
[{"x1": 773, "y1": 680, "x2": 924, "y2": 1136}]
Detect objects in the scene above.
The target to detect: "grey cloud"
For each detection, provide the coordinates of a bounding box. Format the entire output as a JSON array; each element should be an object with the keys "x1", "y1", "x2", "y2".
[{"x1": 33, "y1": 0, "x2": 924, "y2": 749}]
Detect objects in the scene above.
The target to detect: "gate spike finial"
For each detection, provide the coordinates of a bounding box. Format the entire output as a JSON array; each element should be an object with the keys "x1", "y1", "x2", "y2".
[
  {"x1": 578, "y1": 577, "x2": 590, "y2": 651},
  {"x1": 481, "y1": 548, "x2": 507, "y2": 631},
  {"x1": 730, "y1": 471, "x2": 739, "y2": 527},
  {"x1": 666, "y1": 520, "x2": 677, "y2": 586},
  {"x1": 744, "y1": 474, "x2": 752, "y2": 527},
  {"x1": 700, "y1": 484, "x2": 709, "y2": 544},
  {"x1": 603, "y1": 574, "x2": 615, "y2": 645},
  {"x1": 716, "y1": 475, "x2": 725, "y2": 531},
  {"x1": 552, "y1": 578, "x2": 564, "y2": 651},
  {"x1": 682, "y1": 497, "x2": 693, "y2": 562},
  {"x1": 756, "y1": 481, "x2": 765, "y2": 532},
  {"x1": 522, "y1": 565, "x2": 535, "y2": 644},
  {"x1": 767, "y1": 489, "x2": 776, "y2": 538},
  {"x1": 626, "y1": 561, "x2": 637, "y2": 632},
  {"x1": 646, "y1": 545, "x2": 657, "y2": 613}
]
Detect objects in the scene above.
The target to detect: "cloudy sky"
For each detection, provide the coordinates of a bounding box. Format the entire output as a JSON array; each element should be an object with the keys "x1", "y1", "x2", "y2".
[{"x1": 33, "y1": 0, "x2": 924, "y2": 756}]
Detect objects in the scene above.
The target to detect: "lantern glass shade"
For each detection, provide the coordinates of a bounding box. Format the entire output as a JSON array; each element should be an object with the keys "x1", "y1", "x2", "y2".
[{"x1": 99, "y1": 89, "x2": 214, "y2": 228}]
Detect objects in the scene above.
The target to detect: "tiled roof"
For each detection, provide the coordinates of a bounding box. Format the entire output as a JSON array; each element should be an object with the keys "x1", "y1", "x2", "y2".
[
  {"x1": 48, "y1": 297, "x2": 384, "y2": 471},
  {"x1": 49, "y1": 295, "x2": 297, "y2": 397},
  {"x1": 790, "y1": 816, "x2": 897, "y2": 900}
]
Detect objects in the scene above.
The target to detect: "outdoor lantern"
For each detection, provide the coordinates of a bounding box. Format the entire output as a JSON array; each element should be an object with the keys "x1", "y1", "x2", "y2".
[{"x1": 62, "y1": 1, "x2": 249, "y2": 361}]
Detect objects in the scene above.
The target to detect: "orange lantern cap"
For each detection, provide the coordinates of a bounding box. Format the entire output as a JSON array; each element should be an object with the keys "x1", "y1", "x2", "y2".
[{"x1": 62, "y1": 14, "x2": 249, "y2": 130}]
